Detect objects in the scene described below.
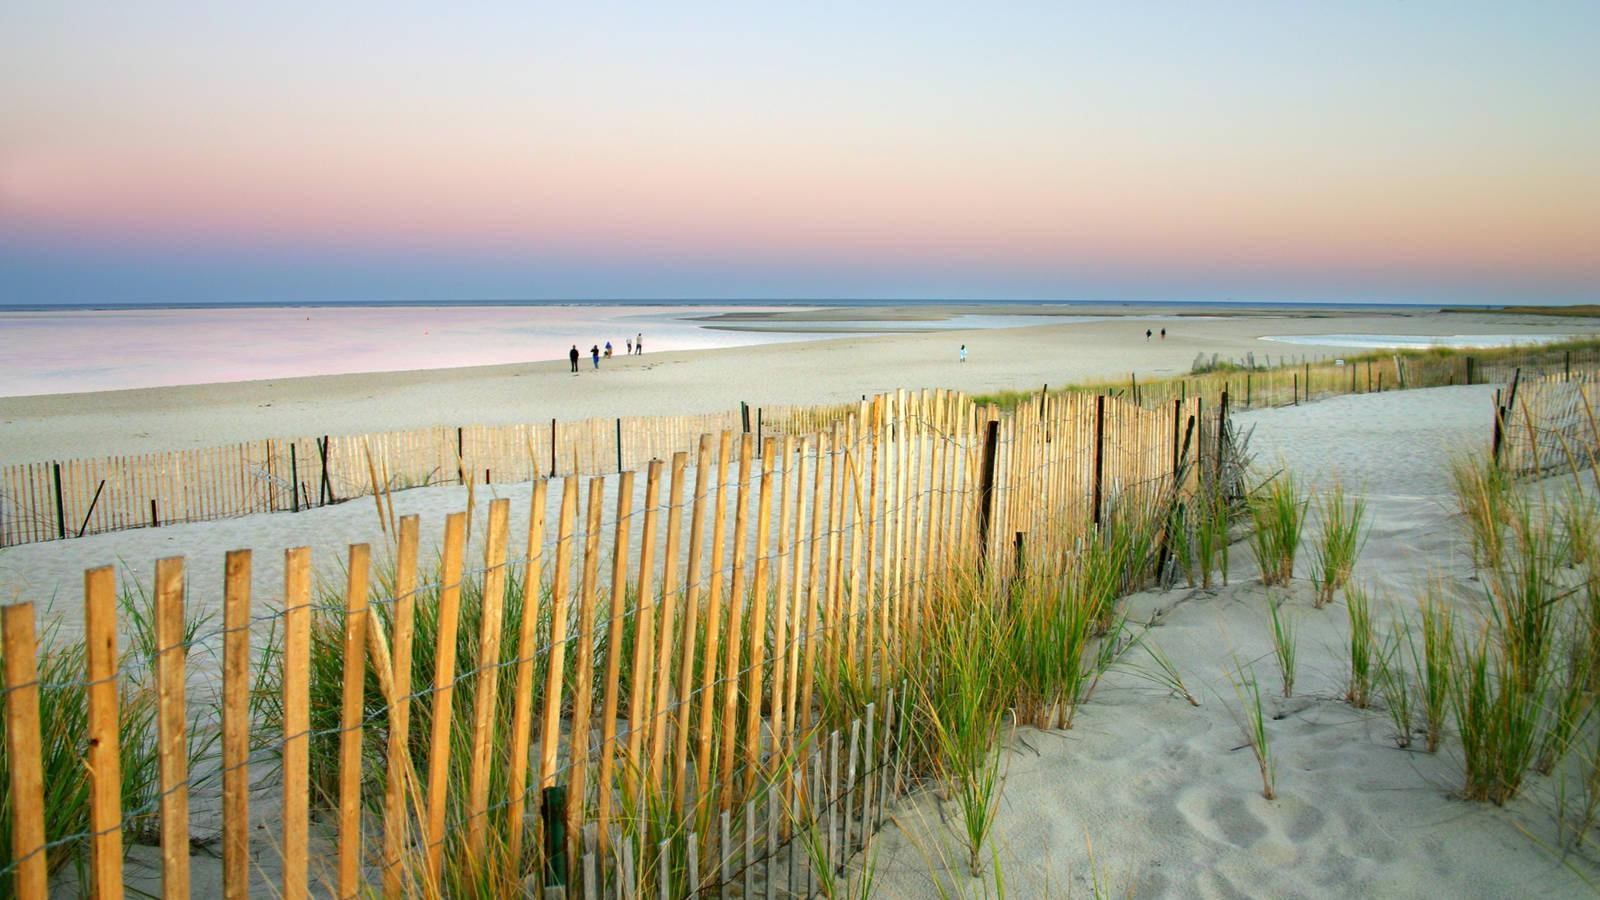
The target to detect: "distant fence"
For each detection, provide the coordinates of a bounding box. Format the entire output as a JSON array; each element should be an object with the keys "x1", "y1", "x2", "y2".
[
  {"x1": 1091, "y1": 345, "x2": 1600, "y2": 414},
  {"x1": 0, "y1": 388, "x2": 1218, "y2": 898},
  {"x1": 0, "y1": 406, "x2": 861, "y2": 547},
  {"x1": 1495, "y1": 370, "x2": 1600, "y2": 477}
]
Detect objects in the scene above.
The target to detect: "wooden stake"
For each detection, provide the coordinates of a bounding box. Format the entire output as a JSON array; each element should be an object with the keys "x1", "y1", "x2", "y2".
[
  {"x1": 694, "y1": 432, "x2": 733, "y2": 812},
  {"x1": 649, "y1": 451, "x2": 688, "y2": 792},
  {"x1": 717, "y1": 435, "x2": 755, "y2": 804},
  {"x1": 627, "y1": 460, "x2": 664, "y2": 796},
  {"x1": 337, "y1": 544, "x2": 371, "y2": 897},
  {"x1": 595, "y1": 470, "x2": 636, "y2": 861},
  {"x1": 742, "y1": 438, "x2": 777, "y2": 794},
  {"x1": 3, "y1": 603, "x2": 48, "y2": 899},
  {"x1": 673, "y1": 436, "x2": 714, "y2": 812},
  {"x1": 566, "y1": 477, "x2": 608, "y2": 858},
  {"x1": 221, "y1": 550, "x2": 251, "y2": 900},
  {"x1": 153, "y1": 556, "x2": 191, "y2": 898},
  {"x1": 85, "y1": 565, "x2": 125, "y2": 900},
  {"x1": 540, "y1": 478, "x2": 581, "y2": 789},
  {"x1": 467, "y1": 499, "x2": 512, "y2": 860},
  {"x1": 383, "y1": 516, "x2": 421, "y2": 898},
  {"x1": 424, "y1": 512, "x2": 468, "y2": 888}
]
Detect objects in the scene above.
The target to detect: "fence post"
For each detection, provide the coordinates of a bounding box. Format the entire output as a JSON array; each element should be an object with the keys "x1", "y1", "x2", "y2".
[
  {"x1": 85, "y1": 567, "x2": 125, "y2": 898},
  {"x1": 1171, "y1": 398, "x2": 1181, "y2": 482},
  {"x1": 150, "y1": 498, "x2": 160, "y2": 528},
  {"x1": 550, "y1": 418, "x2": 558, "y2": 477},
  {"x1": 1092, "y1": 394, "x2": 1106, "y2": 528},
  {"x1": 543, "y1": 785, "x2": 569, "y2": 893},
  {"x1": 3, "y1": 602, "x2": 48, "y2": 897},
  {"x1": 53, "y1": 462, "x2": 66, "y2": 540},
  {"x1": 616, "y1": 418, "x2": 624, "y2": 473},
  {"x1": 290, "y1": 443, "x2": 299, "y2": 513},
  {"x1": 1293, "y1": 373, "x2": 1298, "y2": 406},
  {"x1": 741, "y1": 401, "x2": 751, "y2": 434},
  {"x1": 1566, "y1": 350, "x2": 1572, "y2": 383},
  {"x1": 457, "y1": 426, "x2": 466, "y2": 484},
  {"x1": 1492, "y1": 389, "x2": 1505, "y2": 465},
  {"x1": 1217, "y1": 390, "x2": 1229, "y2": 481},
  {"x1": 976, "y1": 419, "x2": 1000, "y2": 573}
]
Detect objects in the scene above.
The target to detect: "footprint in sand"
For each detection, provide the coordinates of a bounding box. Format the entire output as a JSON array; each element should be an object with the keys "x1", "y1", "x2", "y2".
[{"x1": 1176, "y1": 789, "x2": 1267, "y2": 848}]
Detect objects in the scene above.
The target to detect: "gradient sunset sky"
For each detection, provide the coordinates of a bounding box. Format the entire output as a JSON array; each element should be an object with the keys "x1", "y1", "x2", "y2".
[{"x1": 2, "y1": 2, "x2": 1596, "y2": 306}]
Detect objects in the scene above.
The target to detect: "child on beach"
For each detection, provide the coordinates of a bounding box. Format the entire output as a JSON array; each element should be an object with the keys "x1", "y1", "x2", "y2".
[{"x1": 959, "y1": 344, "x2": 967, "y2": 363}]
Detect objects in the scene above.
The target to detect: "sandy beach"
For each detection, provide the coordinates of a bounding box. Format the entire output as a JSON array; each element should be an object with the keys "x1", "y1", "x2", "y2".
[{"x1": 0, "y1": 306, "x2": 1590, "y2": 464}]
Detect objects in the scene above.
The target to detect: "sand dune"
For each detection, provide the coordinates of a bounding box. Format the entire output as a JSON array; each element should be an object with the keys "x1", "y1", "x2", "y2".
[{"x1": 869, "y1": 385, "x2": 1595, "y2": 897}]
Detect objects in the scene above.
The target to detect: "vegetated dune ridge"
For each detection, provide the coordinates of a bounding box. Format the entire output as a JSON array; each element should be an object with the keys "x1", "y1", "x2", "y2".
[{"x1": 870, "y1": 384, "x2": 1598, "y2": 897}]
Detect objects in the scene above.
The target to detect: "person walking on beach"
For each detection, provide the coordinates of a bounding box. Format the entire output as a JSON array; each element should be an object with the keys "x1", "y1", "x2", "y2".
[
  {"x1": 1146, "y1": 328, "x2": 1152, "y2": 341},
  {"x1": 569, "y1": 344, "x2": 580, "y2": 373},
  {"x1": 605, "y1": 341, "x2": 613, "y2": 358},
  {"x1": 626, "y1": 338, "x2": 633, "y2": 355},
  {"x1": 635, "y1": 333, "x2": 643, "y2": 354},
  {"x1": 591, "y1": 344, "x2": 600, "y2": 369},
  {"x1": 959, "y1": 344, "x2": 967, "y2": 363},
  {"x1": 1160, "y1": 328, "x2": 1166, "y2": 340}
]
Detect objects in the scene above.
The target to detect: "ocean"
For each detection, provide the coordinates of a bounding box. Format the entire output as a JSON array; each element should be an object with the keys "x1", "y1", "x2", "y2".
[{"x1": 0, "y1": 301, "x2": 1191, "y2": 397}]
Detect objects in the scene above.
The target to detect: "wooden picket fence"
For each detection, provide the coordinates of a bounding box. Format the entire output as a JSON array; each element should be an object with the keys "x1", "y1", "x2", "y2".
[
  {"x1": 0, "y1": 410, "x2": 755, "y2": 547},
  {"x1": 1495, "y1": 370, "x2": 1600, "y2": 477},
  {"x1": 0, "y1": 387, "x2": 1218, "y2": 897}
]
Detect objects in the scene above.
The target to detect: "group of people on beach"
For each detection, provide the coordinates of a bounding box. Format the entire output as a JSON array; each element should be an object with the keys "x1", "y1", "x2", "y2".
[{"x1": 570, "y1": 334, "x2": 644, "y2": 372}]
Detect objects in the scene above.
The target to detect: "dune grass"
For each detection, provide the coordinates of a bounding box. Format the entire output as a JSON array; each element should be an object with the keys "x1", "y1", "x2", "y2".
[
  {"x1": 1226, "y1": 662, "x2": 1276, "y2": 800},
  {"x1": 1190, "y1": 479, "x2": 1234, "y2": 590},
  {"x1": 1451, "y1": 455, "x2": 1513, "y2": 572},
  {"x1": 1376, "y1": 623, "x2": 1415, "y2": 749},
  {"x1": 1247, "y1": 471, "x2": 1307, "y2": 587},
  {"x1": 1266, "y1": 597, "x2": 1297, "y2": 698},
  {"x1": 1344, "y1": 583, "x2": 1376, "y2": 709},
  {"x1": 1308, "y1": 483, "x2": 1367, "y2": 608},
  {"x1": 1415, "y1": 589, "x2": 1454, "y2": 753}
]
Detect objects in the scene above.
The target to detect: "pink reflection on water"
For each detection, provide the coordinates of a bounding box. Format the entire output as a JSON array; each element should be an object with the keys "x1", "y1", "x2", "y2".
[{"x1": 0, "y1": 305, "x2": 816, "y2": 397}]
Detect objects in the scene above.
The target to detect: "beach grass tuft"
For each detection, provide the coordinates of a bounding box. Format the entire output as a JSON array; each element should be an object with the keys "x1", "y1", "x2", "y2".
[
  {"x1": 1344, "y1": 583, "x2": 1376, "y2": 709},
  {"x1": 1415, "y1": 588, "x2": 1454, "y2": 753},
  {"x1": 1308, "y1": 482, "x2": 1367, "y2": 608},
  {"x1": 1266, "y1": 596, "x2": 1297, "y2": 698},
  {"x1": 1226, "y1": 661, "x2": 1276, "y2": 800},
  {"x1": 1247, "y1": 471, "x2": 1306, "y2": 586}
]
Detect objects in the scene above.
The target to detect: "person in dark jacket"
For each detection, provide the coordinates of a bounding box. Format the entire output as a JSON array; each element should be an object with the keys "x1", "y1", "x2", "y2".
[
  {"x1": 591, "y1": 345, "x2": 601, "y2": 369},
  {"x1": 569, "y1": 344, "x2": 580, "y2": 372}
]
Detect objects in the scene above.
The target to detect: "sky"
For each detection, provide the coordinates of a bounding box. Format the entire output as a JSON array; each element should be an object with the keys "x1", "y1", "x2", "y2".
[{"x1": 1, "y1": 1, "x2": 1596, "y2": 306}]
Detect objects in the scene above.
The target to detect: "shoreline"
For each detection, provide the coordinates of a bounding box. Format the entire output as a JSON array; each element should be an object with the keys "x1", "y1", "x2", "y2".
[{"x1": 1, "y1": 307, "x2": 1594, "y2": 462}]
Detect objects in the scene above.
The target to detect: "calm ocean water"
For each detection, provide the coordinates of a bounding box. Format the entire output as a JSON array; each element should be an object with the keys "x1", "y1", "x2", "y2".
[{"x1": 0, "y1": 303, "x2": 1154, "y2": 397}]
